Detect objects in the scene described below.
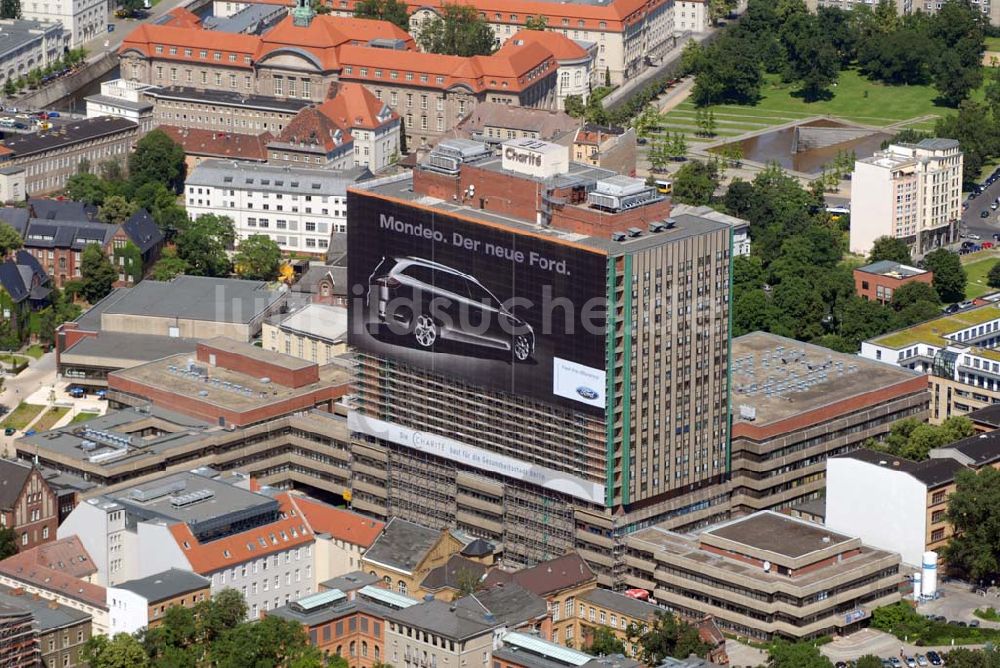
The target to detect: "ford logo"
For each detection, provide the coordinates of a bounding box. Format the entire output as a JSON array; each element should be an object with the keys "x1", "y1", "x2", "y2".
[{"x1": 576, "y1": 386, "x2": 599, "y2": 400}]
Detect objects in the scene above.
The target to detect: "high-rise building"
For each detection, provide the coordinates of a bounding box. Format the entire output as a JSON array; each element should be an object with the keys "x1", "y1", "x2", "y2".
[
  {"x1": 849, "y1": 138, "x2": 962, "y2": 257},
  {"x1": 346, "y1": 138, "x2": 732, "y2": 582}
]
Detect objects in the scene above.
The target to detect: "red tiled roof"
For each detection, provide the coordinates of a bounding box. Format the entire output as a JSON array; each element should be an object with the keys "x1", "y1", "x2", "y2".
[
  {"x1": 335, "y1": 0, "x2": 671, "y2": 32},
  {"x1": 273, "y1": 107, "x2": 352, "y2": 152},
  {"x1": 502, "y1": 29, "x2": 590, "y2": 62},
  {"x1": 160, "y1": 126, "x2": 272, "y2": 161},
  {"x1": 169, "y1": 493, "x2": 314, "y2": 575},
  {"x1": 119, "y1": 23, "x2": 259, "y2": 67},
  {"x1": 160, "y1": 6, "x2": 202, "y2": 28},
  {"x1": 338, "y1": 40, "x2": 557, "y2": 93},
  {"x1": 481, "y1": 552, "x2": 594, "y2": 596},
  {"x1": 317, "y1": 82, "x2": 396, "y2": 130},
  {"x1": 288, "y1": 495, "x2": 384, "y2": 548},
  {"x1": 257, "y1": 15, "x2": 414, "y2": 69},
  {"x1": 0, "y1": 536, "x2": 106, "y2": 609}
]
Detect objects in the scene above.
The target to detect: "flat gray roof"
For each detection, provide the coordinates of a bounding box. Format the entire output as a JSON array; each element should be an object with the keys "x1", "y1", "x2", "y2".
[
  {"x1": 84, "y1": 93, "x2": 153, "y2": 112},
  {"x1": 704, "y1": 512, "x2": 853, "y2": 559},
  {"x1": 62, "y1": 331, "x2": 198, "y2": 363},
  {"x1": 0, "y1": 584, "x2": 90, "y2": 631},
  {"x1": 99, "y1": 275, "x2": 284, "y2": 324},
  {"x1": 730, "y1": 331, "x2": 923, "y2": 427},
  {"x1": 114, "y1": 568, "x2": 210, "y2": 602},
  {"x1": 0, "y1": 19, "x2": 62, "y2": 60},
  {"x1": 578, "y1": 588, "x2": 659, "y2": 620},
  {"x1": 354, "y1": 173, "x2": 729, "y2": 255},
  {"x1": 187, "y1": 160, "x2": 371, "y2": 197},
  {"x1": 110, "y1": 469, "x2": 277, "y2": 527},
  {"x1": 17, "y1": 406, "x2": 214, "y2": 467}
]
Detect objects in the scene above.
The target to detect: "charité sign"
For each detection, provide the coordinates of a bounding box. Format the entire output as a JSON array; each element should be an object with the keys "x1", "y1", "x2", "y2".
[{"x1": 501, "y1": 139, "x2": 568, "y2": 178}]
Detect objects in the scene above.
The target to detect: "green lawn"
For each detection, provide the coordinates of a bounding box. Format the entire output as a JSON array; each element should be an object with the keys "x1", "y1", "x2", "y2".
[
  {"x1": 32, "y1": 406, "x2": 69, "y2": 432},
  {"x1": 0, "y1": 355, "x2": 29, "y2": 367},
  {"x1": 964, "y1": 255, "x2": 999, "y2": 299},
  {"x1": 0, "y1": 403, "x2": 44, "y2": 431},
  {"x1": 69, "y1": 411, "x2": 99, "y2": 424},
  {"x1": 987, "y1": 36, "x2": 1000, "y2": 52},
  {"x1": 23, "y1": 345, "x2": 45, "y2": 360},
  {"x1": 659, "y1": 68, "x2": 990, "y2": 146}
]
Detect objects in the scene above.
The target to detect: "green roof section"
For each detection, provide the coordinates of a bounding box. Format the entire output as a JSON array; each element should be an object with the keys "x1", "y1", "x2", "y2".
[{"x1": 871, "y1": 304, "x2": 1000, "y2": 349}]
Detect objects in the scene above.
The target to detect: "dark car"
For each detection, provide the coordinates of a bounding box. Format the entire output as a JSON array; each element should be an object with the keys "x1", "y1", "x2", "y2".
[
  {"x1": 3, "y1": 427, "x2": 14, "y2": 436},
  {"x1": 367, "y1": 256, "x2": 535, "y2": 362},
  {"x1": 982, "y1": 210, "x2": 990, "y2": 218},
  {"x1": 926, "y1": 651, "x2": 942, "y2": 666}
]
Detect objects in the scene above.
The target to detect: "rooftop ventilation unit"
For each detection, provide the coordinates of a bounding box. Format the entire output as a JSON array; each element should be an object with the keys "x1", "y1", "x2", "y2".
[
  {"x1": 130, "y1": 479, "x2": 186, "y2": 502},
  {"x1": 611, "y1": 231, "x2": 627, "y2": 242},
  {"x1": 627, "y1": 227, "x2": 642, "y2": 237},
  {"x1": 170, "y1": 489, "x2": 216, "y2": 508}
]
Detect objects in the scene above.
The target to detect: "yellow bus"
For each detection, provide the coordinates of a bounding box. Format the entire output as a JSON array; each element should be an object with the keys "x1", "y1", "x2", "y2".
[{"x1": 654, "y1": 179, "x2": 672, "y2": 194}]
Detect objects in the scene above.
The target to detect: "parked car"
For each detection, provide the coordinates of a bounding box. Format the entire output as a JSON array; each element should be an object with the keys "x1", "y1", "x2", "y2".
[
  {"x1": 367, "y1": 256, "x2": 535, "y2": 362},
  {"x1": 981, "y1": 210, "x2": 990, "y2": 218},
  {"x1": 983, "y1": 242, "x2": 994, "y2": 249},
  {"x1": 47, "y1": 111, "x2": 59, "y2": 118},
  {"x1": 3, "y1": 427, "x2": 14, "y2": 436},
  {"x1": 925, "y1": 651, "x2": 943, "y2": 666},
  {"x1": 916, "y1": 655, "x2": 929, "y2": 667},
  {"x1": 905, "y1": 658, "x2": 917, "y2": 668},
  {"x1": 970, "y1": 233, "x2": 982, "y2": 240},
  {"x1": 67, "y1": 386, "x2": 85, "y2": 398},
  {"x1": 970, "y1": 619, "x2": 981, "y2": 627},
  {"x1": 24, "y1": 429, "x2": 35, "y2": 437}
]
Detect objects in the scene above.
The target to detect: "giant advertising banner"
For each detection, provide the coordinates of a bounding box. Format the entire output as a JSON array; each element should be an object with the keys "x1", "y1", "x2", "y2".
[{"x1": 347, "y1": 193, "x2": 608, "y2": 415}]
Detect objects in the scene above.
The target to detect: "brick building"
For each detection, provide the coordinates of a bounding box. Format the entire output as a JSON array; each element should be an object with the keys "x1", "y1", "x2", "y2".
[
  {"x1": 854, "y1": 260, "x2": 933, "y2": 304},
  {"x1": 0, "y1": 585, "x2": 92, "y2": 668},
  {"x1": 0, "y1": 460, "x2": 59, "y2": 552},
  {"x1": 107, "y1": 569, "x2": 211, "y2": 634}
]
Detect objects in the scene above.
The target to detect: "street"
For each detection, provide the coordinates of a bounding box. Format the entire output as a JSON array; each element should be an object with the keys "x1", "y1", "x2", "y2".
[
  {"x1": 961, "y1": 169, "x2": 1000, "y2": 241},
  {"x1": 81, "y1": 0, "x2": 196, "y2": 62}
]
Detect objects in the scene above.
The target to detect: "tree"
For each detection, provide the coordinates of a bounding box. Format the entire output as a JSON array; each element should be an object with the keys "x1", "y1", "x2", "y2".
[
  {"x1": 0, "y1": 526, "x2": 17, "y2": 559},
  {"x1": 672, "y1": 160, "x2": 718, "y2": 205},
  {"x1": 127, "y1": 129, "x2": 186, "y2": 193},
  {"x1": 945, "y1": 466, "x2": 1000, "y2": 582},
  {"x1": 417, "y1": 3, "x2": 496, "y2": 57},
  {"x1": 929, "y1": 0, "x2": 985, "y2": 107},
  {"x1": 0, "y1": 0, "x2": 20, "y2": 20},
  {"x1": 767, "y1": 641, "x2": 833, "y2": 668},
  {"x1": 779, "y1": 12, "x2": 840, "y2": 101},
  {"x1": 524, "y1": 14, "x2": 547, "y2": 30},
  {"x1": 587, "y1": 627, "x2": 626, "y2": 656},
  {"x1": 923, "y1": 248, "x2": 967, "y2": 303},
  {"x1": 65, "y1": 172, "x2": 107, "y2": 206},
  {"x1": 3, "y1": 80, "x2": 14, "y2": 97},
  {"x1": 873, "y1": 415, "x2": 973, "y2": 461},
  {"x1": 692, "y1": 33, "x2": 763, "y2": 105},
  {"x1": 150, "y1": 247, "x2": 189, "y2": 281},
  {"x1": 98, "y1": 195, "x2": 137, "y2": 226},
  {"x1": 679, "y1": 40, "x2": 704, "y2": 76},
  {"x1": 856, "y1": 656, "x2": 884, "y2": 668},
  {"x1": 174, "y1": 214, "x2": 235, "y2": 277},
  {"x1": 708, "y1": 0, "x2": 736, "y2": 24},
  {"x1": 0, "y1": 222, "x2": 21, "y2": 257},
  {"x1": 890, "y1": 281, "x2": 940, "y2": 308},
  {"x1": 209, "y1": 615, "x2": 323, "y2": 667},
  {"x1": 82, "y1": 634, "x2": 150, "y2": 668},
  {"x1": 353, "y1": 0, "x2": 409, "y2": 30},
  {"x1": 234, "y1": 235, "x2": 281, "y2": 281},
  {"x1": 989, "y1": 261, "x2": 1000, "y2": 289},
  {"x1": 564, "y1": 95, "x2": 585, "y2": 118},
  {"x1": 935, "y1": 99, "x2": 995, "y2": 188},
  {"x1": 868, "y1": 236, "x2": 913, "y2": 265},
  {"x1": 634, "y1": 612, "x2": 711, "y2": 665},
  {"x1": 80, "y1": 244, "x2": 116, "y2": 303}
]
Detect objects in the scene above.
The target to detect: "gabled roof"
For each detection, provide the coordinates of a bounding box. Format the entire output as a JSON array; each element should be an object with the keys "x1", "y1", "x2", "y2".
[
  {"x1": 121, "y1": 209, "x2": 163, "y2": 254},
  {"x1": 363, "y1": 517, "x2": 442, "y2": 575},
  {"x1": 288, "y1": 494, "x2": 384, "y2": 548},
  {"x1": 119, "y1": 23, "x2": 259, "y2": 66},
  {"x1": 0, "y1": 208, "x2": 28, "y2": 235},
  {"x1": 481, "y1": 552, "x2": 595, "y2": 596},
  {"x1": 317, "y1": 83, "x2": 396, "y2": 131},
  {"x1": 273, "y1": 106, "x2": 352, "y2": 153},
  {"x1": 0, "y1": 536, "x2": 106, "y2": 609},
  {"x1": 169, "y1": 492, "x2": 314, "y2": 574},
  {"x1": 114, "y1": 568, "x2": 210, "y2": 603},
  {"x1": 0, "y1": 460, "x2": 33, "y2": 508},
  {"x1": 457, "y1": 581, "x2": 547, "y2": 626},
  {"x1": 504, "y1": 30, "x2": 591, "y2": 62},
  {"x1": 420, "y1": 554, "x2": 488, "y2": 592},
  {"x1": 28, "y1": 199, "x2": 97, "y2": 222},
  {"x1": 22, "y1": 218, "x2": 116, "y2": 251},
  {"x1": 0, "y1": 260, "x2": 29, "y2": 303},
  {"x1": 155, "y1": 6, "x2": 202, "y2": 28}
]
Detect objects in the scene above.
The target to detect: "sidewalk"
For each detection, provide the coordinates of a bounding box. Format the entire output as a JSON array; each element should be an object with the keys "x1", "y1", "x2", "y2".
[{"x1": 601, "y1": 30, "x2": 715, "y2": 110}]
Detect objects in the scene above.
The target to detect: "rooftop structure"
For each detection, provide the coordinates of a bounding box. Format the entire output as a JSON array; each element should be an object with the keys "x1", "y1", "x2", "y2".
[
  {"x1": 187, "y1": 159, "x2": 368, "y2": 198},
  {"x1": 0, "y1": 584, "x2": 91, "y2": 632},
  {"x1": 362, "y1": 518, "x2": 444, "y2": 575},
  {"x1": 856, "y1": 260, "x2": 929, "y2": 279},
  {"x1": 729, "y1": 331, "x2": 929, "y2": 514},
  {"x1": 670, "y1": 204, "x2": 750, "y2": 256},
  {"x1": 0, "y1": 117, "x2": 136, "y2": 158},
  {"x1": 108, "y1": 338, "x2": 351, "y2": 428},
  {"x1": 481, "y1": 553, "x2": 595, "y2": 597},
  {"x1": 160, "y1": 127, "x2": 273, "y2": 163}
]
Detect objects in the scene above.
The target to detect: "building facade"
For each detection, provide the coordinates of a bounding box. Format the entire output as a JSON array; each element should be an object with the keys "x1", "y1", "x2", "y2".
[
  {"x1": 854, "y1": 260, "x2": 933, "y2": 304},
  {"x1": 347, "y1": 138, "x2": 731, "y2": 579},
  {"x1": 107, "y1": 569, "x2": 211, "y2": 634},
  {"x1": 0, "y1": 117, "x2": 137, "y2": 195},
  {"x1": 21, "y1": 0, "x2": 104, "y2": 47},
  {"x1": 729, "y1": 332, "x2": 930, "y2": 515},
  {"x1": 0, "y1": 19, "x2": 67, "y2": 88},
  {"x1": 263, "y1": 303, "x2": 349, "y2": 362},
  {"x1": 0, "y1": 460, "x2": 59, "y2": 552},
  {"x1": 184, "y1": 160, "x2": 368, "y2": 254},
  {"x1": 850, "y1": 138, "x2": 963, "y2": 257},
  {"x1": 85, "y1": 79, "x2": 157, "y2": 134}
]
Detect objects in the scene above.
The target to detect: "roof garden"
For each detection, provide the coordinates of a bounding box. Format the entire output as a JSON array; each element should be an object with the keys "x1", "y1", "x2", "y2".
[{"x1": 871, "y1": 304, "x2": 1000, "y2": 349}]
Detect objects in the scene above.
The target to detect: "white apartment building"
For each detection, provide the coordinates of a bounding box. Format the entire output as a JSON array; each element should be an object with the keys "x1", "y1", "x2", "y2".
[
  {"x1": 107, "y1": 569, "x2": 211, "y2": 635},
  {"x1": 0, "y1": 19, "x2": 66, "y2": 86},
  {"x1": 675, "y1": 1, "x2": 708, "y2": 33},
  {"x1": 850, "y1": 138, "x2": 963, "y2": 257},
  {"x1": 22, "y1": 0, "x2": 105, "y2": 47},
  {"x1": 85, "y1": 78, "x2": 157, "y2": 134},
  {"x1": 184, "y1": 159, "x2": 370, "y2": 254},
  {"x1": 59, "y1": 470, "x2": 319, "y2": 620}
]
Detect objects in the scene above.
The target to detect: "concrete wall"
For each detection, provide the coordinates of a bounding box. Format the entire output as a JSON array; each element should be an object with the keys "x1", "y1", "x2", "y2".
[
  {"x1": 826, "y1": 457, "x2": 927, "y2": 566},
  {"x1": 850, "y1": 160, "x2": 894, "y2": 255},
  {"x1": 19, "y1": 51, "x2": 116, "y2": 110},
  {"x1": 107, "y1": 586, "x2": 148, "y2": 635}
]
